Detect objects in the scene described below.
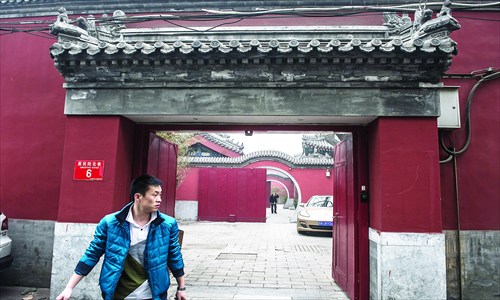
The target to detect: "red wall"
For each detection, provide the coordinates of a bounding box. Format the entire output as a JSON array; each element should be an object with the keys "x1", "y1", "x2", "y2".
[
  {"x1": 58, "y1": 116, "x2": 135, "y2": 223},
  {"x1": 0, "y1": 19, "x2": 66, "y2": 220},
  {"x1": 176, "y1": 168, "x2": 200, "y2": 200},
  {"x1": 268, "y1": 175, "x2": 295, "y2": 199},
  {"x1": 1, "y1": 11, "x2": 499, "y2": 232},
  {"x1": 176, "y1": 161, "x2": 333, "y2": 206},
  {"x1": 368, "y1": 118, "x2": 442, "y2": 233},
  {"x1": 198, "y1": 168, "x2": 266, "y2": 222},
  {"x1": 246, "y1": 161, "x2": 333, "y2": 204},
  {"x1": 440, "y1": 11, "x2": 500, "y2": 231}
]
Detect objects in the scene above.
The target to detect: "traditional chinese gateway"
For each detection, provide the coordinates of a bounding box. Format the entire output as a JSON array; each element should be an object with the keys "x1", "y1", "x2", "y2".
[{"x1": 0, "y1": 1, "x2": 498, "y2": 300}]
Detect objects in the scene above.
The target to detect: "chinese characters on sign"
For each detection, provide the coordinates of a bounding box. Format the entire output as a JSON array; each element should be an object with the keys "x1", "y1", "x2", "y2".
[{"x1": 74, "y1": 160, "x2": 104, "y2": 180}]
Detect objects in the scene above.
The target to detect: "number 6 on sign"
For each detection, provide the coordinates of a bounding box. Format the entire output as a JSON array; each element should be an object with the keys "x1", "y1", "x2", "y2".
[{"x1": 74, "y1": 160, "x2": 105, "y2": 181}]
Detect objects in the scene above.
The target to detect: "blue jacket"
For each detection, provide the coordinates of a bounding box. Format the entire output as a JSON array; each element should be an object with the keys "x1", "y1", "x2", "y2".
[{"x1": 74, "y1": 202, "x2": 185, "y2": 300}]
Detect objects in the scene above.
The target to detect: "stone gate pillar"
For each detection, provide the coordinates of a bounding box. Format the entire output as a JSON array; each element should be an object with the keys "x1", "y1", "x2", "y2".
[{"x1": 368, "y1": 117, "x2": 445, "y2": 300}]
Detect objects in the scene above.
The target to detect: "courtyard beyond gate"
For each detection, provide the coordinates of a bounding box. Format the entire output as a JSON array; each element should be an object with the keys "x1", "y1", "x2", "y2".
[{"x1": 170, "y1": 204, "x2": 349, "y2": 300}]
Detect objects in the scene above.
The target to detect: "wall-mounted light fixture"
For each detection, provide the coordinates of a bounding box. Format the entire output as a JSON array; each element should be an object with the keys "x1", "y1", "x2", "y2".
[
  {"x1": 326, "y1": 167, "x2": 331, "y2": 178},
  {"x1": 245, "y1": 130, "x2": 253, "y2": 136}
]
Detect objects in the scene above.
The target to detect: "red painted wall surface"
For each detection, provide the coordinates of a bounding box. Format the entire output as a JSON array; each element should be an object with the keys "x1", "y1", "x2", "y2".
[
  {"x1": 368, "y1": 117, "x2": 442, "y2": 233},
  {"x1": 198, "y1": 168, "x2": 266, "y2": 222},
  {"x1": 58, "y1": 116, "x2": 135, "y2": 223},
  {"x1": 440, "y1": 11, "x2": 500, "y2": 231},
  {"x1": 1, "y1": 11, "x2": 498, "y2": 233},
  {"x1": 176, "y1": 168, "x2": 200, "y2": 200},
  {"x1": 0, "y1": 19, "x2": 66, "y2": 220},
  {"x1": 268, "y1": 175, "x2": 296, "y2": 199},
  {"x1": 176, "y1": 162, "x2": 333, "y2": 207},
  {"x1": 247, "y1": 161, "x2": 333, "y2": 204}
]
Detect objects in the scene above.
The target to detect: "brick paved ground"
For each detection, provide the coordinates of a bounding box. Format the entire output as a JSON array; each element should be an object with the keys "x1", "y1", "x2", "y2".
[
  {"x1": 0, "y1": 205, "x2": 349, "y2": 300},
  {"x1": 168, "y1": 205, "x2": 349, "y2": 300}
]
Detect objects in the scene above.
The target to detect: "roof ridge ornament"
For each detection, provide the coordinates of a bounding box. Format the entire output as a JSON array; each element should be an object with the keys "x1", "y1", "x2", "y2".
[
  {"x1": 409, "y1": 0, "x2": 460, "y2": 54},
  {"x1": 49, "y1": 5, "x2": 460, "y2": 84}
]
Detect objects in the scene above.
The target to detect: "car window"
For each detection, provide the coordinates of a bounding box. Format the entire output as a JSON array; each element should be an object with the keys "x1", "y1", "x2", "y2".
[{"x1": 306, "y1": 196, "x2": 333, "y2": 207}]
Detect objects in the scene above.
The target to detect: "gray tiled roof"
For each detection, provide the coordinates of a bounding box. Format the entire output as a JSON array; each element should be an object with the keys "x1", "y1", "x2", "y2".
[
  {"x1": 47, "y1": 5, "x2": 461, "y2": 84},
  {"x1": 183, "y1": 150, "x2": 333, "y2": 168},
  {"x1": 198, "y1": 133, "x2": 244, "y2": 154},
  {"x1": 50, "y1": 35, "x2": 457, "y2": 57},
  {"x1": 302, "y1": 134, "x2": 336, "y2": 150}
]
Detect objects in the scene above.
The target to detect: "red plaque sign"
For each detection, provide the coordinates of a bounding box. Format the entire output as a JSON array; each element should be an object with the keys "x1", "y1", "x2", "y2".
[{"x1": 74, "y1": 160, "x2": 104, "y2": 181}]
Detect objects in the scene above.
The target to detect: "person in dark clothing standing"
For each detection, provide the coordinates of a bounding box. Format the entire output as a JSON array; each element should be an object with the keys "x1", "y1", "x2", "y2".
[{"x1": 269, "y1": 192, "x2": 279, "y2": 214}]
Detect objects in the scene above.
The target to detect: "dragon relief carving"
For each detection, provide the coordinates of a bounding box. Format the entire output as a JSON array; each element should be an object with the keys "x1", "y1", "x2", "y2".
[
  {"x1": 50, "y1": 7, "x2": 126, "y2": 43},
  {"x1": 383, "y1": 1, "x2": 460, "y2": 51}
]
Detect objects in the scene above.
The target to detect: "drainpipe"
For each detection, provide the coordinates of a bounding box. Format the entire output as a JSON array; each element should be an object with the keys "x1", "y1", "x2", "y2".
[{"x1": 452, "y1": 150, "x2": 463, "y2": 300}]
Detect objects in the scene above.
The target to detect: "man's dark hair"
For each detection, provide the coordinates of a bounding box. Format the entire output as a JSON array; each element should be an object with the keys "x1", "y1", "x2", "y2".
[{"x1": 130, "y1": 175, "x2": 162, "y2": 201}]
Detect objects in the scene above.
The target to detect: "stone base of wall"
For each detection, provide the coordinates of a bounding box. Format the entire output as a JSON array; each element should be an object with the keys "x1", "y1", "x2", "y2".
[
  {"x1": 50, "y1": 222, "x2": 102, "y2": 300},
  {"x1": 0, "y1": 219, "x2": 54, "y2": 287},
  {"x1": 175, "y1": 200, "x2": 198, "y2": 221},
  {"x1": 445, "y1": 230, "x2": 500, "y2": 300},
  {"x1": 369, "y1": 228, "x2": 446, "y2": 300}
]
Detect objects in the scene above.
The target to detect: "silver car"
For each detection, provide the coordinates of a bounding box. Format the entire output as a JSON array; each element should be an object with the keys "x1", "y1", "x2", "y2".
[
  {"x1": 296, "y1": 195, "x2": 334, "y2": 234},
  {"x1": 0, "y1": 212, "x2": 13, "y2": 271}
]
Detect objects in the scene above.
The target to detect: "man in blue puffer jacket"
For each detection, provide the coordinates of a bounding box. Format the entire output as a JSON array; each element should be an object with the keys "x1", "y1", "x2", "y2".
[{"x1": 56, "y1": 175, "x2": 187, "y2": 300}]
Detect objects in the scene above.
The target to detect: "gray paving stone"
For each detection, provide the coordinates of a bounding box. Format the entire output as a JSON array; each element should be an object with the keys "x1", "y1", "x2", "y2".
[{"x1": 167, "y1": 205, "x2": 349, "y2": 300}]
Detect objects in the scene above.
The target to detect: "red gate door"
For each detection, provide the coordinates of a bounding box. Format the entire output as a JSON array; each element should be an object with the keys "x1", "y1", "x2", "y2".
[
  {"x1": 333, "y1": 136, "x2": 357, "y2": 299},
  {"x1": 147, "y1": 133, "x2": 178, "y2": 216}
]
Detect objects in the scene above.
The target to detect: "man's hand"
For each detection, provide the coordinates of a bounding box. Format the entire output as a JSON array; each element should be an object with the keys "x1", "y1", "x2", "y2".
[
  {"x1": 175, "y1": 290, "x2": 187, "y2": 300},
  {"x1": 56, "y1": 287, "x2": 73, "y2": 300}
]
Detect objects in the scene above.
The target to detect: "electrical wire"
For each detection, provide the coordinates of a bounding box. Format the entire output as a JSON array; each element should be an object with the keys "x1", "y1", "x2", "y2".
[
  {"x1": 0, "y1": 2, "x2": 498, "y2": 35},
  {"x1": 162, "y1": 18, "x2": 245, "y2": 33},
  {"x1": 439, "y1": 68, "x2": 500, "y2": 161}
]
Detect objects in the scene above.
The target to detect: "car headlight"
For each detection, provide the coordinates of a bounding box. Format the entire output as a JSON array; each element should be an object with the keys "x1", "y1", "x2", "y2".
[{"x1": 299, "y1": 210, "x2": 310, "y2": 217}]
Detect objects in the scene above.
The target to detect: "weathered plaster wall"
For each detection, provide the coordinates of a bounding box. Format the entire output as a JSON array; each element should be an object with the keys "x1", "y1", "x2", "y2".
[
  {"x1": 64, "y1": 88, "x2": 439, "y2": 119},
  {"x1": 445, "y1": 230, "x2": 500, "y2": 300},
  {"x1": 50, "y1": 222, "x2": 102, "y2": 300},
  {"x1": 445, "y1": 230, "x2": 461, "y2": 300},
  {"x1": 0, "y1": 220, "x2": 54, "y2": 287},
  {"x1": 174, "y1": 200, "x2": 198, "y2": 221},
  {"x1": 369, "y1": 228, "x2": 446, "y2": 300}
]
